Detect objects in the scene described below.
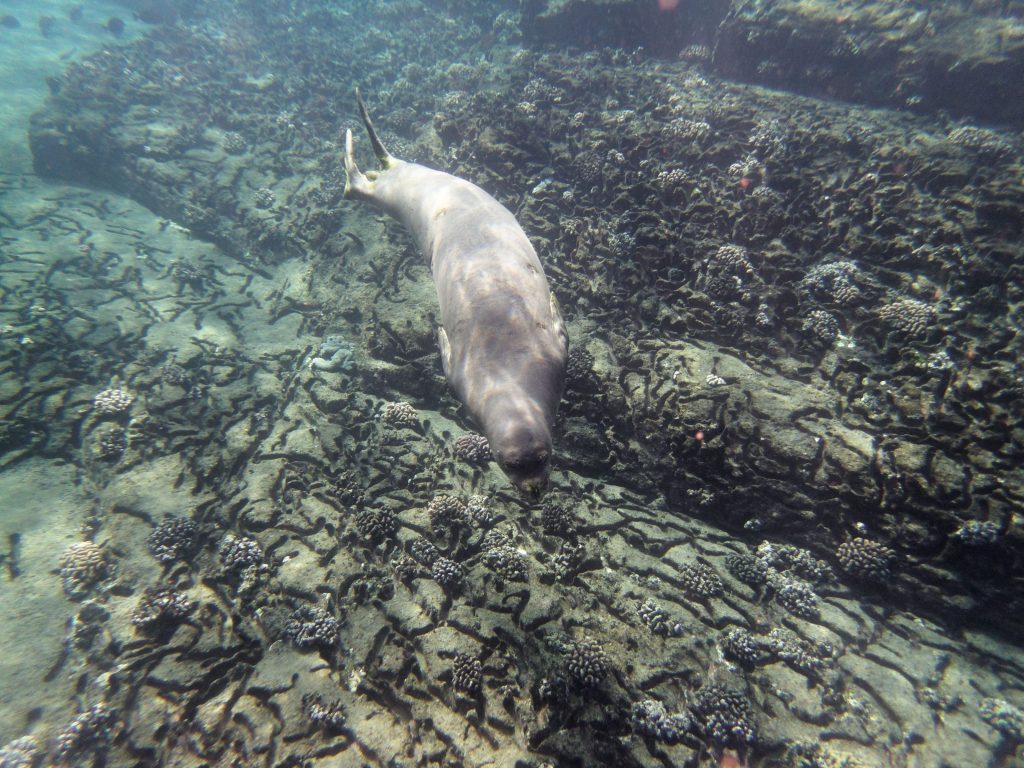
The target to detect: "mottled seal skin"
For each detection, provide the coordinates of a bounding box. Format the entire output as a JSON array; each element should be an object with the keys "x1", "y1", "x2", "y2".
[{"x1": 344, "y1": 92, "x2": 568, "y2": 495}]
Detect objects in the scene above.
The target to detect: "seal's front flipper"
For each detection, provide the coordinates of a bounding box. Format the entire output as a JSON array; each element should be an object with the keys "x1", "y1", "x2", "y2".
[
  {"x1": 550, "y1": 294, "x2": 568, "y2": 354},
  {"x1": 437, "y1": 326, "x2": 452, "y2": 378},
  {"x1": 343, "y1": 129, "x2": 372, "y2": 200}
]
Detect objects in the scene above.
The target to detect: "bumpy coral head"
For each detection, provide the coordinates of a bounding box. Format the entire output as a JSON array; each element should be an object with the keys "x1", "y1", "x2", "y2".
[{"x1": 489, "y1": 417, "x2": 552, "y2": 498}]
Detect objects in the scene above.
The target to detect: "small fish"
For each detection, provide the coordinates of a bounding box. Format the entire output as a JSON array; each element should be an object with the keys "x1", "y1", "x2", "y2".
[
  {"x1": 105, "y1": 16, "x2": 125, "y2": 36},
  {"x1": 133, "y1": 1, "x2": 179, "y2": 24},
  {"x1": 68, "y1": 5, "x2": 84, "y2": 21},
  {"x1": 1, "y1": 14, "x2": 20, "y2": 29},
  {"x1": 38, "y1": 15, "x2": 57, "y2": 37}
]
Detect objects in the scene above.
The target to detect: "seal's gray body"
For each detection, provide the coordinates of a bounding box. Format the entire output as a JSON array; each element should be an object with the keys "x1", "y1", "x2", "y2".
[{"x1": 344, "y1": 95, "x2": 568, "y2": 494}]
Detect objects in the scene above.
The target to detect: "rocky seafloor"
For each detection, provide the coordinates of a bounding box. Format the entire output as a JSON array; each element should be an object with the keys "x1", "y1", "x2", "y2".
[{"x1": 3, "y1": 0, "x2": 1024, "y2": 766}]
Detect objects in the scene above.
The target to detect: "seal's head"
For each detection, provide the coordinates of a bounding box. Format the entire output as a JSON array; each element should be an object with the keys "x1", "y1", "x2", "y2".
[
  {"x1": 494, "y1": 434, "x2": 551, "y2": 497},
  {"x1": 486, "y1": 408, "x2": 553, "y2": 498}
]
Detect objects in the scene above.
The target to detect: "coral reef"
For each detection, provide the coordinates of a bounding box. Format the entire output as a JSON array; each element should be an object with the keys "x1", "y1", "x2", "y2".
[
  {"x1": 430, "y1": 556, "x2": 464, "y2": 591},
  {"x1": 631, "y1": 698, "x2": 691, "y2": 744},
  {"x1": 218, "y1": 534, "x2": 263, "y2": 572},
  {"x1": 532, "y1": 0, "x2": 1024, "y2": 125},
  {"x1": 836, "y1": 538, "x2": 896, "y2": 581},
  {"x1": 483, "y1": 545, "x2": 529, "y2": 582},
  {"x1": 454, "y1": 432, "x2": 492, "y2": 464},
  {"x1": 131, "y1": 586, "x2": 194, "y2": 632},
  {"x1": 801, "y1": 310, "x2": 840, "y2": 347},
  {"x1": 428, "y1": 495, "x2": 470, "y2": 533},
  {"x1": 766, "y1": 628, "x2": 834, "y2": 678},
  {"x1": 0, "y1": 737, "x2": 39, "y2": 768},
  {"x1": 147, "y1": 517, "x2": 199, "y2": 564},
  {"x1": 774, "y1": 578, "x2": 820, "y2": 619},
  {"x1": 800, "y1": 261, "x2": 864, "y2": 306},
  {"x1": 722, "y1": 627, "x2": 766, "y2": 667},
  {"x1": 95, "y1": 426, "x2": 128, "y2": 461},
  {"x1": 877, "y1": 299, "x2": 936, "y2": 338},
  {"x1": 693, "y1": 684, "x2": 757, "y2": 750},
  {"x1": 725, "y1": 554, "x2": 768, "y2": 587},
  {"x1": 26, "y1": 0, "x2": 1024, "y2": 642},
  {"x1": 51, "y1": 704, "x2": 116, "y2": 766},
  {"x1": 410, "y1": 537, "x2": 441, "y2": 567},
  {"x1": 980, "y1": 698, "x2": 1024, "y2": 743},
  {"x1": 450, "y1": 653, "x2": 483, "y2": 694},
  {"x1": 679, "y1": 562, "x2": 725, "y2": 599},
  {"x1": 285, "y1": 605, "x2": 340, "y2": 651},
  {"x1": 354, "y1": 507, "x2": 398, "y2": 543},
  {"x1": 222, "y1": 131, "x2": 246, "y2": 155},
  {"x1": 757, "y1": 543, "x2": 834, "y2": 585},
  {"x1": 564, "y1": 636, "x2": 611, "y2": 688},
  {"x1": 953, "y1": 520, "x2": 1001, "y2": 546},
  {"x1": 466, "y1": 495, "x2": 497, "y2": 527},
  {"x1": 58, "y1": 542, "x2": 109, "y2": 597},
  {"x1": 564, "y1": 345, "x2": 595, "y2": 387},
  {"x1": 553, "y1": 540, "x2": 586, "y2": 580},
  {"x1": 380, "y1": 400, "x2": 418, "y2": 429},
  {"x1": 92, "y1": 388, "x2": 133, "y2": 416},
  {"x1": 303, "y1": 693, "x2": 346, "y2": 732},
  {"x1": 541, "y1": 497, "x2": 578, "y2": 538},
  {"x1": 637, "y1": 599, "x2": 684, "y2": 637}
]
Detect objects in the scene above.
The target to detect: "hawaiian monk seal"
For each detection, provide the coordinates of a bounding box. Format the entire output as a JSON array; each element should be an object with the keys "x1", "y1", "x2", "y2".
[{"x1": 343, "y1": 92, "x2": 568, "y2": 496}]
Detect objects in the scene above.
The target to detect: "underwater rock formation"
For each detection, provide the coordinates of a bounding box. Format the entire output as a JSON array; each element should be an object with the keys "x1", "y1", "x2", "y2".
[
  {"x1": 521, "y1": 0, "x2": 1024, "y2": 125},
  {"x1": 26, "y1": 0, "x2": 1024, "y2": 641}
]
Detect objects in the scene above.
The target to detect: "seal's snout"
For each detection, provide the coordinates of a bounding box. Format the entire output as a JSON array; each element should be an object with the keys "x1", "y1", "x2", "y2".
[
  {"x1": 488, "y1": 403, "x2": 555, "y2": 497},
  {"x1": 498, "y1": 444, "x2": 551, "y2": 499},
  {"x1": 516, "y1": 473, "x2": 549, "y2": 499}
]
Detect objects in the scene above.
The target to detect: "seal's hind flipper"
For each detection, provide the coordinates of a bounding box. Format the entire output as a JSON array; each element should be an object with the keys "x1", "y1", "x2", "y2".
[
  {"x1": 356, "y1": 88, "x2": 396, "y2": 169},
  {"x1": 343, "y1": 129, "x2": 372, "y2": 199}
]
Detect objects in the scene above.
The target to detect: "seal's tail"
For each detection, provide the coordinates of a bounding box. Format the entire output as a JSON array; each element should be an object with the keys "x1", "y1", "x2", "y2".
[{"x1": 356, "y1": 88, "x2": 395, "y2": 169}]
